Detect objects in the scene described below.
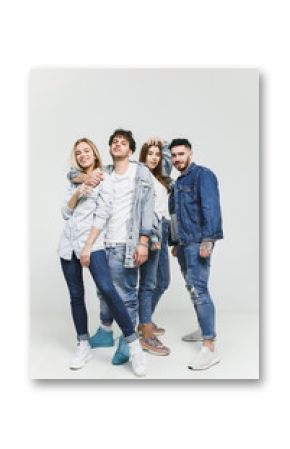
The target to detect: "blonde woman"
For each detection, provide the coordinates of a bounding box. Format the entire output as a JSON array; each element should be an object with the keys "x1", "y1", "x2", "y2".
[{"x1": 58, "y1": 138, "x2": 146, "y2": 377}]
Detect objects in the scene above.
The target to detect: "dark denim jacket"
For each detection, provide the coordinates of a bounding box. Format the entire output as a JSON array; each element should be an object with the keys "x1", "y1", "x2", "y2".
[{"x1": 169, "y1": 162, "x2": 223, "y2": 245}]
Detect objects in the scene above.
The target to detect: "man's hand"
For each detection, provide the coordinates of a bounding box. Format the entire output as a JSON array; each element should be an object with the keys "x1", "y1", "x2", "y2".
[
  {"x1": 134, "y1": 243, "x2": 149, "y2": 266},
  {"x1": 151, "y1": 242, "x2": 161, "y2": 251},
  {"x1": 199, "y1": 241, "x2": 213, "y2": 258},
  {"x1": 84, "y1": 170, "x2": 104, "y2": 188},
  {"x1": 171, "y1": 246, "x2": 178, "y2": 257},
  {"x1": 80, "y1": 244, "x2": 92, "y2": 267}
]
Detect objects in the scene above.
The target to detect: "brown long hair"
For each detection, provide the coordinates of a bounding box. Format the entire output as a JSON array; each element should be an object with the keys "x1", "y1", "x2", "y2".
[{"x1": 139, "y1": 142, "x2": 170, "y2": 191}]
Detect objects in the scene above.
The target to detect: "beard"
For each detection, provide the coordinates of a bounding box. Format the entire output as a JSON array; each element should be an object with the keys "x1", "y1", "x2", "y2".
[{"x1": 175, "y1": 154, "x2": 192, "y2": 172}]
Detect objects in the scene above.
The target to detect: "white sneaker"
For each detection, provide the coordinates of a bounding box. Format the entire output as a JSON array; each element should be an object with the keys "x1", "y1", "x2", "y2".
[
  {"x1": 128, "y1": 339, "x2": 147, "y2": 377},
  {"x1": 182, "y1": 329, "x2": 203, "y2": 342},
  {"x1": 69, "y1": 340, "x2": 93, "y2": 370},
  {"x1": 188, "y1": 346, "x2": 220, "y2": 370}
]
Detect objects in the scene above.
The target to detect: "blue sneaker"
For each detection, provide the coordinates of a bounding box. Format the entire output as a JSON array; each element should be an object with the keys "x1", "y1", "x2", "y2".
[
  {"x1": 112, "y1": 336, "x2": 129, "y2": 365},
  {"x1": 89, "y1": 327, "x2": 114, "y2": 348}
]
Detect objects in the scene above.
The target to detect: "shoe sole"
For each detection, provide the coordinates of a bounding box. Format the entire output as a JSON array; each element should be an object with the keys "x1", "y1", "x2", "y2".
[
  {"x1": 152, "y1": 330, "x2": 165, "y2": 336},
  {"x1": 69, "y1": 353, "x2": 93, "y2": 370},
  {"x1": 141, "y1": 345, "x2": 170, "y2": 356},
  {"x1": 188, "y1": 358, "x2": 221, "y2": 371},
  {"x1": 89, "y1": 341, "x2": 114, "y2": 348},
  {"x1": 182, "y1": 337, "x2": 203, "y2": 342}
]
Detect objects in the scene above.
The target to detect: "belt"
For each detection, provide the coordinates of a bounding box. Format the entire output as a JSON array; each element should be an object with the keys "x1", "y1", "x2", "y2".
[{"x1": 105, "y1": 242, "x2": 126, "y2": 248}]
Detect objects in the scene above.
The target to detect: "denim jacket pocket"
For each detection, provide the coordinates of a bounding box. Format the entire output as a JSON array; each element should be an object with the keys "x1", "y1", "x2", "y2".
[{"x1": 179, "y1": 185, "x2": 194, "y2": 193}]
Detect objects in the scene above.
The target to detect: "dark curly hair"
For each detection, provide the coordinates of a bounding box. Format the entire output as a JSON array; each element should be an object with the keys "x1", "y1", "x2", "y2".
[{"x1": 109, "y1": 129, "x2": 136, "y2": 153}]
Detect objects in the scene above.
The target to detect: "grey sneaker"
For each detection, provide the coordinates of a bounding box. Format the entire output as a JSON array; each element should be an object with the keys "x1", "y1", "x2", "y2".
[
  {"x1": 140, "y1": 335, "x2": 170, "y2": 356},
  {"x1": 182, "y1": 329, "x2": 203, "y2": 342}
]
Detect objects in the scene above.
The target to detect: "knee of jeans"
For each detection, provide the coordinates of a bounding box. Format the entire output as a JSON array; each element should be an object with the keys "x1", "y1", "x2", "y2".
[
  {"x1": 139, "y1": 278, "x2": 156, "y2": 291},
  {"x1": 139, "y1": 284, "x2": 156, "y2": 293},
  {"x1": 186, "y1": 283, "x2": 208, "y2": 300},
  {"x1": 69, "y1": 283, "x2": 84, "y2": 298},
  {"x1": 98, "y1": 284, "x2": 116, "y2": 301},
  {"x1": 124, "y1": 296, "x2": 137, "y2": 311},
  {"x1": 196, "y1": 295, "x2": 212, "y2": 307},
  {"x1": 70, "y1": 292, "x2": 84, "y2": 305},
  {"x1": 191, "y1": 290, "x2": 212, "y2": 307},
  {"x1": 186, "y1": 284, "x2": 199, "y2": 300},
  {"x1": 156, "y1": 283, "x2": 168, "y2": 295}
]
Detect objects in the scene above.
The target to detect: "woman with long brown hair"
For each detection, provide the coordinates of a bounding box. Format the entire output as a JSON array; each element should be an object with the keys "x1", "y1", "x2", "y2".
[{"x1": 137, "y1": 138, "x2": 172, "y2": 356}]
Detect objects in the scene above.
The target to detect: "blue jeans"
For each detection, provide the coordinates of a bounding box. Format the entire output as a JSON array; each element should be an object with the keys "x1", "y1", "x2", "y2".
[
  {"x1": 99, "y1": 245, "x2": 138, "y2": 327},
  {"x1": 60, "y1": 251, "x2": 136, "y2": 341},
  {"x1": 177, "y1": 242, "x2": 216, "y2": 340},
  {"x1": 151, "y1": 219, "x2": 170, "y2": 314},
  {"x1": 138, "y1": 247, "x2": 159, "y2": 324}
]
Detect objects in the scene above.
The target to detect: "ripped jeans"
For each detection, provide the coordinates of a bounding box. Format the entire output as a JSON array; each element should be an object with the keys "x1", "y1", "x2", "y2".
[{"x1": 177, "y1": 242, "x2": 216, "y2": 340}]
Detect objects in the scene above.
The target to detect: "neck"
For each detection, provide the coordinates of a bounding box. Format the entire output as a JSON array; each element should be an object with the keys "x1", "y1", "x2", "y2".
[
  {"x1": 85, "y1": 166, "x2": 95, "y2": 175},
  {"x1": 113, "y1": 158, "x2": 130, "y2": 175}
]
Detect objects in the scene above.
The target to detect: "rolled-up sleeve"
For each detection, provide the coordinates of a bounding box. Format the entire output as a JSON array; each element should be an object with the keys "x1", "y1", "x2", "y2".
[
  {"x1": 162, "y1": 143, "x2": 173, "y2": 177},
  {"x1": 92, "y1": 174, "x2": 113, "y2": 231},
  {"x1": 67, "y1": 167, "x2": 81, "y2": 183}
]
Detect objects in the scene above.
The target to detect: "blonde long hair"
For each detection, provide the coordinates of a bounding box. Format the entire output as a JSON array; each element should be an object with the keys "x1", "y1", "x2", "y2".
[{"x1": 71, "y1": 138, "x2": 103, "y2": 172}]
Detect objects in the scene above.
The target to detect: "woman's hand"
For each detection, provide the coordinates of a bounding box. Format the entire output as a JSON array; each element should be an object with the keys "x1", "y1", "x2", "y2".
[
  {"x1": 151, "y1": 242, "x2": 161, "y2": 251},
  {"x1": 80, "y1": 244, "x2": 92, "y2": 267},
  {"x1": 77, "y1": 183, "x2": 93, "y2": 197}
]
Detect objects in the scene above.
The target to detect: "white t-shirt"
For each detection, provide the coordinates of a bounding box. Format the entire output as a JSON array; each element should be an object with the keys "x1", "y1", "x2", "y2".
[
  {"x1": 152, "y1": 174, "x2": 170, "y2": 220},
  {"x1": 106, "y1": 162, "x2": 137, "y2": 243}
]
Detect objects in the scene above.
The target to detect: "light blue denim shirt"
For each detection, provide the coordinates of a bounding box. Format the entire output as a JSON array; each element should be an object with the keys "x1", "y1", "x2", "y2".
[
  {"x1": 58, "y1": 173, "x2": 113, "y2": 260},
  {"x1": 68, "y1": 161, "x2": 155, "y2": 268}
]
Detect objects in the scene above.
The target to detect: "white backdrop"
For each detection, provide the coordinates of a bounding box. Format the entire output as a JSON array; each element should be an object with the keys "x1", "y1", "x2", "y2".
[{"x1": 30, "y1": 68, "x2": 258, "y2": 316}]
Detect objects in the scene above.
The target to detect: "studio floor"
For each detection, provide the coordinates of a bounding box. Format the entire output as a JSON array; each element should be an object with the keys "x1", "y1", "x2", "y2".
[{"x1": 30, "y1": 303, "x2": 259, "y2": 381}]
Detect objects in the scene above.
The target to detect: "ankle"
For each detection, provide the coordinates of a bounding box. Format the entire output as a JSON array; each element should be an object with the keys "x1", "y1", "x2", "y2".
[
  {"x1": 100, "y1": 323, "x2": 113, "y2": 332},
  {"x1": 203, "y1": 340, "x2": 215, "y2": 352}
]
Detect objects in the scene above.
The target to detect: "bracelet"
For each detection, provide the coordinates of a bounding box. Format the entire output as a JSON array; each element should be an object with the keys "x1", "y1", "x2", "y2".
[{"x1": 137, "y1": 242, "x2": 149, "y2": 249}]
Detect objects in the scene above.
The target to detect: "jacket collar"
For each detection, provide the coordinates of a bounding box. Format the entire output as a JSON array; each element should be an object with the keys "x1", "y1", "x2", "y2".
[{"x1": 179, "y1": 162, "x2": 196, "y2": 178}]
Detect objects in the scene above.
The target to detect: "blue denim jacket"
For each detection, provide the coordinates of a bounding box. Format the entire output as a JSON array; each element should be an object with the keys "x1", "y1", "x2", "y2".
[
  {"x1": 169, "y1": 162, "x2": 223, "y2": 245},
  {"x1": 68, "y1": 162, "x2": 155, "y2": 268}
]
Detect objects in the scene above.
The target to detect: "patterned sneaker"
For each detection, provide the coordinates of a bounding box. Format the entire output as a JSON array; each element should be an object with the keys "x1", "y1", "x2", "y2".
[
  {"x1": 152, "y1": 322, "x2": 165, "y2": 336},
  {"x1": 140, "y1": 335, "x2": 170, "y2": 356}
]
